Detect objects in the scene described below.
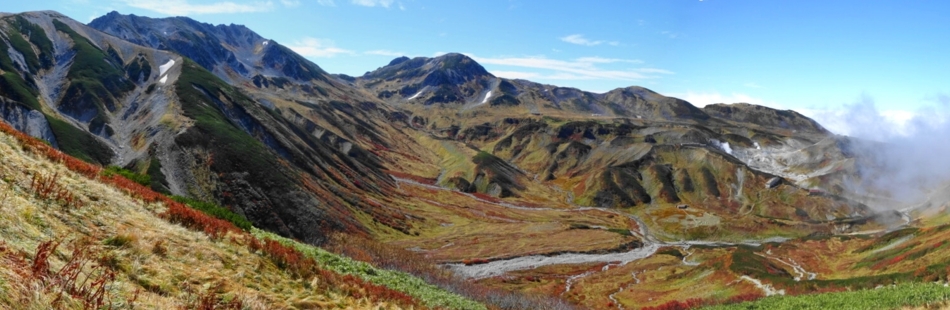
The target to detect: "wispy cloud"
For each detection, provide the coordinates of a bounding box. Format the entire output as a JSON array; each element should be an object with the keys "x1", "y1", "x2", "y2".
[
  {"x1": 660, "y1": 31, "x2": 679, "y2": 39},
  {"x1": 316, "y1": 0, "x2": 335, "y2": 5},
  {"x1": 743, "y1": 82, "x2": 762, "y2": 88},
  {"x1": 489, "y1": 70, "x2": 541, "y2": 80},
  {"x1": 121, "y1": 0, "x2": 274, "y2": 15},
  {"x1": 286, "y1": 37, "x2": 353, "y2": 57},
  {"x1": 351, "y1": 0, "x2": 394, "y2": 7},
  {"x1": 560, "y1": 34, "x2": 613, "y2": 46},
  {"x1": 574, "y1": 57, "x2": 643, "y2": 64},
  {"x1": 280, "y1": 0, "x2": 300, "y2": 7},
  {"x1": 365, "y1": 50, "x2": 404, "y2": 57},
  {"x1": 469, "y1": 54, "x2": 672, "y2": 81}
]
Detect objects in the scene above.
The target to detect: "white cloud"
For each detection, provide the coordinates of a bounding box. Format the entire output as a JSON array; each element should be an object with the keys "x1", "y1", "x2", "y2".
[
  {"x1": 121, "y1": 0, "x2": 274, "y2": 15},
  {"x1": 798, "y1": 107, "x2": 922, "y2": 137},
  {"x1": 574, "y1": 57, "x2": 643, "y2": 64},
  {"x1": 286, "y1": 37, "x2": 353, "y2": 57},
  {"x1": 281, "y1": 0, "x2": 300, "y2": 6},
  {"x1": 637, "y1": 68, "x2": 675, "y2": 74},
  {"x1": 470, "y1": 54, "x2": 671, "y2": 82},
  {"x1": 365, "y1": 50, "x2": 404, "y2": 57},
  {"x1": 316, "y1": 0, "x2": 336, "y2": 6},
  {"x1": 351, "y1": 0, "x2": 393, "y2": 7},
  {"x1": 743, "y1": 82, "x2": 762, "y2": 88},
  {"x1": 560, "y1": 34, "x2": 604, "y2": 46},
  {"x1": 660, "y1": 31, "x2": 679, "y2": 39},
  {"x1": 666, "y1": 91, "x2": 781, "y2": 109},
  {"x1": 490, "y1": 71, "x2": 541, "y2": 80}
]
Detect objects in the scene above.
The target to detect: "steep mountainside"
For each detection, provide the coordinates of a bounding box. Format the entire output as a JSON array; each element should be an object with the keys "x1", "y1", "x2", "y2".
[
  {"x1": 0, "y1": 11, "x2": 420, "y2": 245},
  {"x1": 0, "y1": 120, "x2": 481, "y2": 309}
]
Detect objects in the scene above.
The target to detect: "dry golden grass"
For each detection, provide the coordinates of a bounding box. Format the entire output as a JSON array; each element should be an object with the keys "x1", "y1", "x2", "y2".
[{"x1": 0, "y1": 128, "x2": 410, "y2": 309}]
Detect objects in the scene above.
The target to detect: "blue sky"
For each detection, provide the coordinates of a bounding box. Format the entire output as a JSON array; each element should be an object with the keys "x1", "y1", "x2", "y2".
[{"x1": 6, "y1": 0, "x2": 950, "y2": 134}]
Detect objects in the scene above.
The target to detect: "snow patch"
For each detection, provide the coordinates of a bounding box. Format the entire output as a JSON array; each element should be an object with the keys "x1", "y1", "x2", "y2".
[
  {"x1": 159, "y1": 75, "x2": 168, "y2": 84},
  {"x1": 262, "y1": 40, "x2": 269, "y2": 46},
  {"x1": 407, "y1": 90, "x2": 424, "y2": 100},
  {"x1": 754, "y1": 142, "x2": 761, "y2": 150},
  {"x1": 481, "y1": 91, "x2": 492, "y2": 104},
  {"x1": 159, "y1": 59, "x2": 176, "y2": 77}
]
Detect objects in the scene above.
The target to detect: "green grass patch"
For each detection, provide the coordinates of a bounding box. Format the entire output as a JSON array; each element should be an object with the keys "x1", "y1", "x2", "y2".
[
  {"x1": 52, "y1": 19, "x2": 133, "y2": 114},
  {"x1": 9, "y1": 15, "x2": 53, "y2": 71},
  {"x1": 702, "y1": 282, "x2": 950, "y2": 310},
  {"x1": 172, "y1": 196, "x2": 253, "y2": 231},
  {"x1": 173, "y1": 58, "x2": 291, "y2": 190},
  {"x1": 854, "y1": 228, "x2": 918, "y2": 253},
  {"x1": 0, "y1": 72, "x2": 41, "y2": 111},
  {"x1": 147, "y1": 156, "x2": 170, "y2": 194},
  {"x1": 253, "y1": 229, "x2": 485, "y2": 310},
  {"x1": 3, "y1": 24, "x2": 40, "y2": 73},
  {"x1": 102, "y1": 165, "x2": 151, "y2": 187},
  {"x1": 45, "y1": 115, "x2": 113, "y2": 164}
]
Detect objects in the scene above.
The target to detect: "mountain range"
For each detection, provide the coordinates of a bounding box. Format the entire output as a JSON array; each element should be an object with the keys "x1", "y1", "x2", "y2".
[{"x1": 1, "y1": 10, "x2": 948, "y2": 309}]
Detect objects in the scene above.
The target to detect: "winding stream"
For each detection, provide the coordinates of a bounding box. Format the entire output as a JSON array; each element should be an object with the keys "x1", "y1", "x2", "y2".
[{"x1": 392, "y1": 176, "x2": 791, "y2": 279}]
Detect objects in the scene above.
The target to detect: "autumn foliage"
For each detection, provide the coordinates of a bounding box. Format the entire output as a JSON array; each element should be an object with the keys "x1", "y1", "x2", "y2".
[
  {"x1": 0, "y1": 120, "x2": 427, "y2": 307},
  {"x1": 0, "y1": 239, "x2": 120, "y2": 310},
  {"x1": 247, "y1": 237, "x2": 421, "y2": 308}
]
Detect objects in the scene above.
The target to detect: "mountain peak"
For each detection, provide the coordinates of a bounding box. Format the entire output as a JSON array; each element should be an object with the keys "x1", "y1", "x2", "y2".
[
  {"x1": 363, "y1": 53, "x2": 491, "y2": 82},
  {"x1": 89, "y1": 11, "x2": 329, "y2": 83},
  {"x1": 388, "y1": 56, "x2": 411, "y2": 66}
]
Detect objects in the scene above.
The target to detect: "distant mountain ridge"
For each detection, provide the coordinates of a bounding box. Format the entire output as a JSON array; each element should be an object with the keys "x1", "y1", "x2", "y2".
[{"x1": 89, "y1": 11, "x2": 329, "y2": 84}]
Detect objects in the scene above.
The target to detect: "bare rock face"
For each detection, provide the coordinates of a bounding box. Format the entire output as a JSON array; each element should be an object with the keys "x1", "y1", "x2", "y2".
[{"x1": 0, "y1": 98, "x2": 58, "y2": 147}]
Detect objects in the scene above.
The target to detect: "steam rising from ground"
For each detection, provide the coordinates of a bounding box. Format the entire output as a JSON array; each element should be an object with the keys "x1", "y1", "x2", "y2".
[{"x1": 822, "y1": 95, "x2": 950, "y2": 205}]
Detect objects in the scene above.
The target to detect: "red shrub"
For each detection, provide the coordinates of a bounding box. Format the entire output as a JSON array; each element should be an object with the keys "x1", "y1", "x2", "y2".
[
  {"x1": 30, "y1": 239, "x2": 116, "y2": 309},
  {"x1": 248, "y1": 237, "x2": 422, "y2": 308},
  {"x1": 160, "y1": 201, "x2": 240, "y2": 239},
  {"x1": 30, "y1": 173, "x2": 83, "y2": 209}
]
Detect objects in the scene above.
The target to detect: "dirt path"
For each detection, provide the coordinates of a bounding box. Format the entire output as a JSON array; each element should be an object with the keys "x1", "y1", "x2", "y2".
[
  {"x1": 740, "y1": 275, "x2": 785, "y2": 296},
  {"x1": 758, "y1": 251, "x2": 817, "y2": 281}
]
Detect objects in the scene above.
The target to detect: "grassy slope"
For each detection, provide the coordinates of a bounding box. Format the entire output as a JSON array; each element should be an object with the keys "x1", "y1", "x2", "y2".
[
  {"x1": 702, "y1": 282, "x2": 950, "y2": 310},
  {"x1": 0, "y1": 122, "x2": 478, "y2": 309},
  {"x1": 255, "y1": 229, "x2": 485, "y2": 310}
]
